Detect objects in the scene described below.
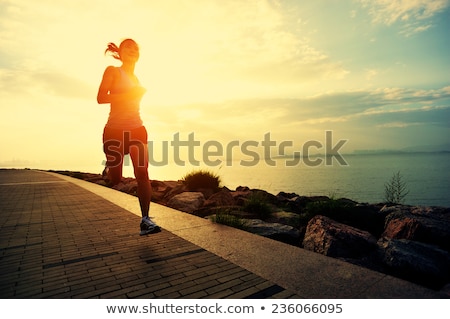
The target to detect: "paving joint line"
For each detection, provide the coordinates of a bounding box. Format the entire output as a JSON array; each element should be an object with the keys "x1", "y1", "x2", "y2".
[
  {"x1": 42, "y1": 252, "x2": 119, "y2": 269},
  {"x1": 0, "y1": 242, "x2": 43, "y2": 251},
  {"x1": 146, "y1": 248, "x2": 206, "y2": 264},
  {"x1": 0, "y1": 181, "x2": 69, "y2": 186}
]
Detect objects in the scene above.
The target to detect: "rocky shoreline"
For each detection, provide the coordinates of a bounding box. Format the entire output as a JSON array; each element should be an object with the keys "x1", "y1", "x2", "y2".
[{"x1": 51, "y1": 170, "x2": 450, "y2": 296}]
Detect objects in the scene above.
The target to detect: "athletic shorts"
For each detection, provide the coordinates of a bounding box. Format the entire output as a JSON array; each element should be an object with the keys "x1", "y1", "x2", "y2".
[{"x1": 102, "y1": 126, "x2": 148, "y2": 167}]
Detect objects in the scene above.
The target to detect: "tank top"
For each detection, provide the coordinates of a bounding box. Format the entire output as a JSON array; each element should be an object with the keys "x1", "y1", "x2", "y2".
[{"x1": 105, "y1": 67, "x2": 144, "y2": 130}]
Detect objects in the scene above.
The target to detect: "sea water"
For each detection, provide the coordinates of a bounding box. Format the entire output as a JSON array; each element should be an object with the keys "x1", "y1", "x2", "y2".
[{"x1": 144, "y1": 152, "x2": 450, "y2": 207}]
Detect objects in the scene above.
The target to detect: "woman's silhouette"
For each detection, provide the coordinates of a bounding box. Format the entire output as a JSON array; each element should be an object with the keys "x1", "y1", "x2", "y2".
[{"x1": 97, "y1": 38, "x2": 160, "y2": 235}]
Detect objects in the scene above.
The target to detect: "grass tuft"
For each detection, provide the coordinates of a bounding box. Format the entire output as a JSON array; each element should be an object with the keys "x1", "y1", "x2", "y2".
[
  {"x1": 242, "y1": 191, "x2": 272, "y2": 220},
  {"x1": 210, "y1": 210, "x2": 249, "y2": 230},
  {"x1": 181, "y1": 169, "x2": 221, "y2": 191}
]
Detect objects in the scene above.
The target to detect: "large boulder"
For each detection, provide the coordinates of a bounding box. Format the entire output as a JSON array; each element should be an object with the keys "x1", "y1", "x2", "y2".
[
  {"x1": 166, "y1": 192, "x2": 205, "y2": 214},
  {"x1": 150, "y1": 180, "x2": 178, "y2": 203},
  {"x1": 230, "y1": 186, "x2": 252, "y2": 206},
  {"x1": 382, "y1": 206, "x2": 450, "y2": 251},
  {"x1": 377, "y1": 237, "x2": 450, "y2": 289},
  {"x1": 203, "y1": 188, "x2": 235, "y2": 208},
  {"x1": 302, "y1": 215, "x2": 377, "y2": 258},
  {"x1": 165, "y1": 182, "x2": 187, "y2": 199},
  {"x1": 194, "y1": 189, "x2": 238, "y2": 217}
]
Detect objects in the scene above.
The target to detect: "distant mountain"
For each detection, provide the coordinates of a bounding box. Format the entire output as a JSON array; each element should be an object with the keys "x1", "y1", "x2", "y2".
[
  {"x1": 400, "y1": 143, "x2": 450, "y2": 153},
  {"x1": 353, "y1": 143, "x2": 450, "y2": 155}
]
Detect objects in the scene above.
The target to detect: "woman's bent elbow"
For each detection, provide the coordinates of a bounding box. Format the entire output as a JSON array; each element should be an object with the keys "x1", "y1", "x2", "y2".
[{"x1": 97, "y1": 95, "x2": 107, "y2": 104}]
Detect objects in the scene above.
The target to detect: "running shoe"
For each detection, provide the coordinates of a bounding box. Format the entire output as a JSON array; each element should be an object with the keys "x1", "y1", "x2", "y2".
[{"x1": 140, "y1": 216, "x2": 161, "y2": 235}]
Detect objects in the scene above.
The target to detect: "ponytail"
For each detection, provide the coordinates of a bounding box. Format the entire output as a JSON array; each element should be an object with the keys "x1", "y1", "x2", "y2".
[
  {"x1": 104, "y1": 42, "x2": 121, "y2": 60},
  {"x1": 104, "y1": 39, "x2": 138, "y2": 61}
]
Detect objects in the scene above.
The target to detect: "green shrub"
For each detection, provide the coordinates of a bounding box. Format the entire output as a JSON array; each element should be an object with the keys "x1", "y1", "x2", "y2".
[
  {"x1": 181, "y1": 169, "x2": 221, "y2": 191},
  {"x1": 211, "y1": 210, "x2": 249, "y2": 230},
  {"x1": 305, "y1": 198, "x2": 354, "y2": 221},
  {"x1": 242, "y1": 192, "x2": 272, "y2": 220},
  {"x1": 384, "y1": 171, "x2": 409, "y2": 204}
]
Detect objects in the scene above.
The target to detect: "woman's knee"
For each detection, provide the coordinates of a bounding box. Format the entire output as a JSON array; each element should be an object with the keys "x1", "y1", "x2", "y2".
[{"x1": 134, "y1": 167, "x2": 149, "y2": 182}]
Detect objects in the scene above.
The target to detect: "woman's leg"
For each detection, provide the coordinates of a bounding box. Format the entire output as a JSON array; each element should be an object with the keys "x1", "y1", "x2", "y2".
[
  {"x1": 128, "y1": 128, "x2": 151, "y2": 218},
  {"x1": 103, "y1": 127, "x2": 124, "y2": 186},
  {"x1": 104, "y1": 155, "x2": 123, "y2": 186},
  {"x1": 130, "y1": 137, "x2": 160, "y2": 235},
  {"x1": 131, "y1": 152, "x2": 151, "y2": 218},
  {"x1": 122, "y1": 126, "x2": 159, "y2": 235}
]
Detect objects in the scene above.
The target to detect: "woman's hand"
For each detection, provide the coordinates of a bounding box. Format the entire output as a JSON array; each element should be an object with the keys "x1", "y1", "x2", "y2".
[{"x1": 97, "y1": 66, "x2": 146, "y2": 104}]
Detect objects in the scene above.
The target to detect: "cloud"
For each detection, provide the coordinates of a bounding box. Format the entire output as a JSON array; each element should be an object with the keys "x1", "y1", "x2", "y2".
[
  {"x1": 357, "y1": 0, "x2": 449, "y2": 35},
  {"x1": 146, "y1": 86, "x2": 450, "y2": 144},
  {"x1": 0, "y1": 68, "x2": 95, "y2": 100},
  {"x1": 376, "y1": 122, "x2": 423, "y2": 128},
  {"x1": 279, "y1": 86, "x2": 450, "y2": 123},
  {"x1": 370, "y1": 86, "x2": 450, "y2": 103},
  {"x1": 367, "y1": 106, "x2": 450, "y2": 132},
  {"x1": 358, "y1": 0, "x2": 449, "y2": 24}
]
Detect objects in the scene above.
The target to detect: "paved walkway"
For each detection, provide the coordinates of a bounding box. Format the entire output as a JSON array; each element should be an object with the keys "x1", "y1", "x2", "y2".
[{"x1": 0, "y1": 169, "x2": 445, "y2": 299}]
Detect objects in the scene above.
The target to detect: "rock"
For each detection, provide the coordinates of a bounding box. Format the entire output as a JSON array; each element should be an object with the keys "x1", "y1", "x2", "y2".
[
  {"x1": 349, "y1": 204, "x2": 386, "y2": 237},
  {"x1": 192, "y1": 187, "x2": 217, "y2": 200},
  {"x1": 112, "y1": 180, "x2": 137, "y2": 194},
  {"x1": 379, "y1": 204, "x2": 410, "y2": 216},
  {"x1": 302, "y1": 215, "x2": 377, "y2": 258},
  {"x1": 411, "y1": 206, "x2": 450, "y2": 219},
  {"x1": 150, "y1": 180, "x2": 170, "y2": 202},
  {"x1": 245, "y1": 219, "x2": 300, "y2": 245},
  {"x1": 163, "y1": 182, "x2": 187, "y2": 202},
  {"x1": 377, "y1": 237, "x2": 450, "y2": 289},
  {"x1": 276, "y1": 191, "x2": 299, "y2": 200},
  {"x1": 84, "y1": 174, "x2": 104, "y2": 183},
  {"x1": 275, "y1": 193, "x2": 310, "y2": 212},
  {"x1": 231, "y1": 187, "x2": 253, "y2": 206},
  {"x1": 268, "y1": 211, "x2": 300, "y2": 227},
  {"x1": 310, "y1": 200, "x2": 385, "y2": 237},
  {"x1": 203, "y1": 189, "x2": 235, "y2": 208},
  {"x1": 307, "y1": 195, "x2": 331, "y2": 203},
  {"x1": 383, "y1": 216, "x2": 421, "y2": 239},
  {"x1": 151, "y1": 180, "x2": 180, "y2": 203},
  {"x1": 166, "y1": 192, "x2": 205, "y2": 214},
  {"x1": 337, "y1": 198, "x2": 359, "y2": 206},
  {"x1": 193, "y1": 189, "x2": 238, "y2": 217},
  {"x1": 231, "y1": 187, "x2": 278, "y2": 207},
  {"x1": 251, "y1": 189, "x2": 279, "y2": 205},
  {"x1": 383, "y1": 206, "x2": 450, "y2": 251}
]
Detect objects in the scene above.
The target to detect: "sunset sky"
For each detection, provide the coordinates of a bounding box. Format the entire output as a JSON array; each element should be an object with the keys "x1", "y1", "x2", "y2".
[{"x1": 1, "y1": 0, "x2": 449, "y2": 174}]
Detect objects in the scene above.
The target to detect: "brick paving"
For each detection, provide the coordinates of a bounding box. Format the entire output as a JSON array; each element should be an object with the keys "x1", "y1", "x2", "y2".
[{"x1": 0, "y1": 169, "x2": 300, "y2": 299}]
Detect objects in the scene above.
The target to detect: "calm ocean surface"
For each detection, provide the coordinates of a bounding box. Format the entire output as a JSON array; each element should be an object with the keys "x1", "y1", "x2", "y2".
[{"x1": 141, "y1": 152, "x2": 450, "y2": 207}]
